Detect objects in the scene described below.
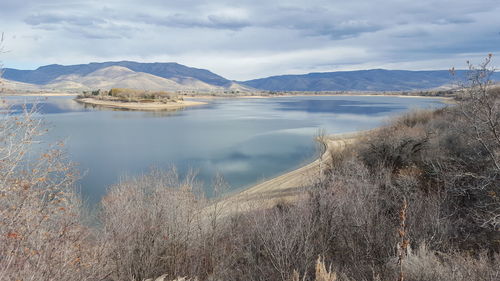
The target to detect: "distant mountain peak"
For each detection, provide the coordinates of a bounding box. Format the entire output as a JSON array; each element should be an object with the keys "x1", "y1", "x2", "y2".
[
  {"x1": 5, "y1": 63, "x2": 498, "y2": 92},
  {"x1": 2, "y1": 62, "x2": 256, "y2": 92},
  {"x1": 240, "y1": 69, "x2": 499, "y2": 91},
  {"x1": 90, "y1": 66, "x2": 136, "y2": 77},
  {"x1": 3, "y1": 61, "x2": 232, "y2": 87}
]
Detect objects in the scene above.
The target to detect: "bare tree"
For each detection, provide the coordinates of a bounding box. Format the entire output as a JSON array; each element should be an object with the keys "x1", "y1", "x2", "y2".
[
  {"x1": 456, "y1": 54, "x2": 500, "y2": 171},
  {"x1": 99, "y1": 168, "x2": 205, "y2": 281},
  {"x1": 0, "y1": 32, "x2": 4, "y2": 88},
  {"x1": 451, "y1": 55, "x2": 500, "y2": 231},
  {"x1": 0, "y1": 36, "x2": 106, "y2": 279},
  {"x1": 0, "y1": 105, "x2": 104, "y2": 280}
]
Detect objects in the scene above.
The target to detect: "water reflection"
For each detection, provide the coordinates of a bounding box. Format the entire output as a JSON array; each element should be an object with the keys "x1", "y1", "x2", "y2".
[
  {"x1": 77, "y1": 101, "x2": 191, "y2": 118},
  {"x1": 275, "y1": 99, "x2": 406, "y2": 114},
  {"x1": 3, "y1": 95, "x2": 446, "y2": 204}
]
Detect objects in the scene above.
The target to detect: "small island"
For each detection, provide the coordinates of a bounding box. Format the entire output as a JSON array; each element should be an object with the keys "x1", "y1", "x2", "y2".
[{"x1": 75, "y1": 88, "x2": 206, "y2": 111}]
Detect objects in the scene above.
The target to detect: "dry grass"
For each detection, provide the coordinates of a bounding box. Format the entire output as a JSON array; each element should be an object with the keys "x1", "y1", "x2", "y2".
[
  {"x1": 3, "y1": 96, "x2": 498, "y2": 280},
  {"x1": 396, "y1": 244, "x2": 500, "y2": 281},
  {"x1": 1, "y1": 58, "x2": 499, "y2": 281}
]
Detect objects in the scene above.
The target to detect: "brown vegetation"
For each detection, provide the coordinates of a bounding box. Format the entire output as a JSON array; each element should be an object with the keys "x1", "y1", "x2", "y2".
[
  {"x1": 0, "y1": 105, "x2": 106, "y2": 280},
  {"x1": 78, "y1": 88, "x2": 182, "y2": 104},
  {"x1": 1, "y1": 57, "x2": 499, "y2": 281}
]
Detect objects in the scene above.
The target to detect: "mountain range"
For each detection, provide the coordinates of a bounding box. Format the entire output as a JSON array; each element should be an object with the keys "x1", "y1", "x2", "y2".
[
  {"x1": 241, "y1": 69, "x2": 500, "y2": 91},
  {"x1": 2, "y1": 61, "x2": 250, "y2": 92},
  {"x1": 2, "y1": 61, "x2": 499, "y2": 92}
]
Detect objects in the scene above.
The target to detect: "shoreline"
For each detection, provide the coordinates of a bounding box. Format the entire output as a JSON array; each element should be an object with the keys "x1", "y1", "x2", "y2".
[
  {"x1": 213, "y1": 131, "x2": 366, "y2": 215},
  {"x1": 1, "y1": 92, "x2": 79, "y2": 97},
  {"x1": 75, "y1": 97, "x2": 207, "y2": 111},
  {"x1": 238, "y1": 93, "x2": 454, "y2": 100},
  {"x1": 3, "y1": 91, "x2": 454, "y2": 101},
  {"x1": 184, "y1": 93, "x2": 455, "y2": 102}
]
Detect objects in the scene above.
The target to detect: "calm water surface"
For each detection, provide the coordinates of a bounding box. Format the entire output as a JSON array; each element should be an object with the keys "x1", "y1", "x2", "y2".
[{"x1": 6, "y1": 95, "x2": 445, "y2": 205}]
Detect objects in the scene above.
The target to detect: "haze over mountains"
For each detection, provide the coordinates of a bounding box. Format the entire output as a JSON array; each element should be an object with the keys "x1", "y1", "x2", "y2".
[{"x1": 3, "y1": 61, "x2": 499, "y2": 92}]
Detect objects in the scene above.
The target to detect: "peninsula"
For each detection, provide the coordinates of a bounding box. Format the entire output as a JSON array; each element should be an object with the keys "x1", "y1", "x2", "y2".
[{"x1": 74, "y1": 88, "x2": 206, "y2": 111}]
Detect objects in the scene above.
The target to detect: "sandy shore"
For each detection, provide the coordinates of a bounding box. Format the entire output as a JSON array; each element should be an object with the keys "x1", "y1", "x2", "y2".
[
  {"x1": 210, "y1": 132, "x2": 365, "y2": 216},
  {"x1": 75, "y1": 97, "x2": 207, "y2": 111}
]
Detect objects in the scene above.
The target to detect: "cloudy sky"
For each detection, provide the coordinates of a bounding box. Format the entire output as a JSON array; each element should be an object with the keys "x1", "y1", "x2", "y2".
[{"x1": 1, "y1": 0, "x2": 499, "y2": 80}]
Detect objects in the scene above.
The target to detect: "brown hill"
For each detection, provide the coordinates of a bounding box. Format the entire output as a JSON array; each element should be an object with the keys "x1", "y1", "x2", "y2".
[{"x1": 45, "y1": 66, "x2": 224, "y2": 92}]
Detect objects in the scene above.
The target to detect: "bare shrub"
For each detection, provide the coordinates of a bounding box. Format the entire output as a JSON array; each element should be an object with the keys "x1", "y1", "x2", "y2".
[
  {"x1": 90, "y1": 57, "x2": 499, "y2": 280},
  {"x1": 453, "y1": 56, "x2": 500, "y2": 232},
  {"x1": 99, "y1": 168, "x2": 246, "y2": 281},
  {"x1": 0, "y1": 105, "x2": 103, "y2": 280},
  {"x1": 456, "y1": 55, "x2": 500, "y2": 170},
  {"x1": 309, "y1": 157, "x2": 397, "y2": 280},
  {"x1": 396, "y1": 244, "x2": 500, "y2": 281},
  {"x1": 78, "y1": 88, "x2": 182, "y2": 103},
  {"x1": 1, "y1": 50, "x2": 498, "y2": 281},
  {"x1": 394, "y1": 109, "x2": 440, "y2": 129},
  {"x1": 99, "y1": 168, "x2": 204, "y2": 281},
  {"x1": 251, "y1": 203, "x2": 319, "y2": 280},
  {"x1": 0, "y1": 32, "x2": 4, "y2": 79},
  {"x1": 357, "y1": 120, "x2": 429, "y2": 175},
  {"x1": 217, "y1": 158, "x2": 393, "y2": 281},
  {"x1": 291, "y1": 257, "x2": 353, "y2": 281},
  {"x1": 143, "y1": 275, "x2": 198, "y2": 281},
  {"x1": 352, "y1": 85, "x2": 499, "y2": 250},
  {"x1": 209, "y1": 199, "x2": 316, "y2": 281}
]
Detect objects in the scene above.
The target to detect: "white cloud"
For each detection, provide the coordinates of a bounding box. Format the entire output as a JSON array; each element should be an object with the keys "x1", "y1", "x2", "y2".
[{"x1": 1, "y1": 0, "x2": 499, "y2": 80}]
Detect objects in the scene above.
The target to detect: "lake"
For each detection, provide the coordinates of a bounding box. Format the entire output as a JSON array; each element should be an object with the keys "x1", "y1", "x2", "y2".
[{"x1": 5, "y1": 95, "x2": 445, "y2": 205}]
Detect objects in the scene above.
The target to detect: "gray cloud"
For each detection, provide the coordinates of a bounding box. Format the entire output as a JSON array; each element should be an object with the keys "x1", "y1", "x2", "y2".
[
  {"x1": 207, "y1": 14, "x2": 250, "y2": 30},
  {"x1": 23, "y1": 10, "x2": 137, "y2": 39},
  {"x1": 25, "y1": 13, "x2": 106, "y2": 27},
  {"x1": 135, "y1": 13, "x2": 251, "y2": 30},
  {"x1": 143, "y1": 5, "x2": 384, "y2": 38},
  {"x1": 1, "y1": 0, "x2": 499, "y2": 80},
  {"x1": 432, "y1": 17, "x2": 475, "y2": 25}
]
